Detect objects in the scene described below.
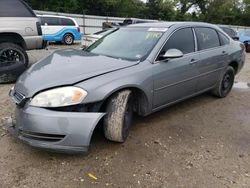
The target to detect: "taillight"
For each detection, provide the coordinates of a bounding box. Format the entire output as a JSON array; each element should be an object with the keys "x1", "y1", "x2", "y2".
[
  {"x1": 36, "y1": 22, "x2": 42, "y2": 36},
  {"x1": 77, "y1": 26, "x2": 80, "y2": 33}
]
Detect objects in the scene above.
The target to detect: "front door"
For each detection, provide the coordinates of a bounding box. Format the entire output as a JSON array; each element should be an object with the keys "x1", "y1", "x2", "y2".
[{"x1": 153, "y1": 27, "x2": 199, "y2": 109}]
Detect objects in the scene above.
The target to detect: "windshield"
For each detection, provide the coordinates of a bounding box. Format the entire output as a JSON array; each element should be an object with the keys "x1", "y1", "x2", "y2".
[{"x1": 86, "y1": 27, "x2": 165, "y2": 61}]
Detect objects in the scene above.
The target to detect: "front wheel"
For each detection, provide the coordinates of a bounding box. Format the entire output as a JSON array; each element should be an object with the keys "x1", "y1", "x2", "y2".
[
  {"x1": 0, "y1": 42, "x2": 28, "y2": 83},
  {"x1": 212, "y1": 66, "x2": 235, "y2": 98},
  {"x1": 104, "y1": 90, "x2": 134, "y2": 143},
  {"x1": 63, "y1": 34, "x2": 74, "y2": 45}
]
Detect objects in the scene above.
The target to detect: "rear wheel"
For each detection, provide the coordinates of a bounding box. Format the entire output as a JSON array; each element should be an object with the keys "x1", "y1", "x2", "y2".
[
  {"x1": 0, "y1": 42, "x2": 28, "y2": 83},
  {"x1": 104, "y1": 90, "x2": 134, "y2": 143},
  {"x1": 212, "y1": 66, "x2": 235, "y2": 98},
  {"x1": 63, "y1": 33, "x2": 74, "y2": 45}
]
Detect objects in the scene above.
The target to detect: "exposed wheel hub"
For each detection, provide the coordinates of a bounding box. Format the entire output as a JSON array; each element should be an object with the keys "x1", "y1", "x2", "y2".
[
  {"x1": 223, "y1": 74, "x2": 231, "y2": 90},
  {"x1": 0, "y1": 49, "x2": 23, "y2": 67},
  {"x1": 65, "y1": 36, "x2": 73, "y2": 44}
]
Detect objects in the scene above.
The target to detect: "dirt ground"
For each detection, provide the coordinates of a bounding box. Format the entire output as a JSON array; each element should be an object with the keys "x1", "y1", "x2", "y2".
[{"x1": 1, "y1": 45, "x2": 250, "y2": 188}]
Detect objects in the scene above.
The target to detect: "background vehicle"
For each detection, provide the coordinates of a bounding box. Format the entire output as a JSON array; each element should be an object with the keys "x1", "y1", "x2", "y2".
[
  {"x1": 39, "y1": 15, "x2": 81, "y2": 45},
  {"x1": 81, "y1": 29, "x2": 115, "y2": 47},
  {"x1": 103, "y1": 18, "x2": 157, "y2": 29},
  {"x1": 238, "y1": 29, "x2": 250, "y2": 52},
  {"x1": 219, "y1": 26, "x2": 239, "y2": 40},
  {"x1": 9, "y1": 22, "x2": 245, "y2": 153},
  {"x1": 0, "y1": 0, "x2": 44, "y2": 83}
]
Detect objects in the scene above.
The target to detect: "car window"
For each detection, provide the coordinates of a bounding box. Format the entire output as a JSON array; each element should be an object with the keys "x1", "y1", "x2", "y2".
[
  {"x1": 225, "y1": 28, "x2": 236, "y2": 36},
  {"x1": 218, "y1": 32, "x2": 230, "y2": 46},
  {"x1": 61, "y1": 18, "x2": 75, "y2": 26},
  {"x1": 195, "y1": 27, "x2": 220, "y2": 50},
  {"x1": 161, "y1": 28, "x2": 195, "y2": 54},
  {"x1": 0, "y1": 0, "x2": 35, "y2": 17},
  {"x1": 41, "y1": 17, "x2": 60, "y2": 26},
  {"x1": 123, "y1": 19, "x2": 133, "y2": 25}
]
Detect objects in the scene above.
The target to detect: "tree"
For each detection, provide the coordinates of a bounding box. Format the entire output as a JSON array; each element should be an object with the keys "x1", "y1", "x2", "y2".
[
  {"x1": 203, "y1": 0, "x2": 242, "y2": 25},
  {"x1": 146, "y1": 0, "x2": 175, "y2": 20},
  {"x1": 24, "y1": 0, "x2": 250, "y2": 26}
]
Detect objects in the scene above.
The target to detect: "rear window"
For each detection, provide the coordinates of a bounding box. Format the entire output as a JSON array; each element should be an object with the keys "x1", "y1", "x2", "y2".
[{"x1": 0, "y1": 0, "x2": 35, "y2": 17}]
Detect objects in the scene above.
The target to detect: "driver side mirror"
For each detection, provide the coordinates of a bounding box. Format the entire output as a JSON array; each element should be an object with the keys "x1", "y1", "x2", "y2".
[{"x1": 159, "y1": 49, "x2": 184, "y2": 61}]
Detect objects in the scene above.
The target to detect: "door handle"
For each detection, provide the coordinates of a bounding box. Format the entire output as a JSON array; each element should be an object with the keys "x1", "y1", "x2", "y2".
[{"x1": 190, "y1": 59, "x2": 198, "y2": 64}]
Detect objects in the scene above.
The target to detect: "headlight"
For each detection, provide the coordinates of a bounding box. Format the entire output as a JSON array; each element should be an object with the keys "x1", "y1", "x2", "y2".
[{"x1": 30, "y1": 86, "x2": 87, "y2": 107}]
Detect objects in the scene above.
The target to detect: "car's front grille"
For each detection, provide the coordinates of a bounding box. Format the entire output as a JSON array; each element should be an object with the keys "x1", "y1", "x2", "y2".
[
  {"x1": 13, "y1": 91, "x2": 25, "y2": 103},
  {"x1": 20, "y1": 130, "x2": 65, "y2": 142},
  {"x1": 11, "y1": 90, "x2": 27, "y2": 106}
]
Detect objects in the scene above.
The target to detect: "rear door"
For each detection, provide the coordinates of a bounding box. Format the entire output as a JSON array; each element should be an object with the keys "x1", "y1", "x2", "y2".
[
  {"x1": 194, "y1": 27, "x2": 228, "y2": 92},
  {"x1": 153, "y1": 27, "x2": 200, "y2": 109},
  {"x1": 40, "y1": 16, "x2": 62, "y2": 41}
]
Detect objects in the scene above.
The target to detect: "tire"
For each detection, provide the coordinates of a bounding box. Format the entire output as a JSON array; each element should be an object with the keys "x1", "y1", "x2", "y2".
[
  {"x1": 104, "y1": 90, "x2": 134, "y2": 143},
  {"x1": 63, "y1": 33, "x2": 74, "y2": 45},
  {"x1": 0, "y1": 42, "x2": 28, "y2": 83},
  {"x1": 212, "y1": 66, "x2": 235, "y2": 98}
]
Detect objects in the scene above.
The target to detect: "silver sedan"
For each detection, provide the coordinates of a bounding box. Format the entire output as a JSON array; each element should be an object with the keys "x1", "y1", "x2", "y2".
[{"x1": 9, "y1": 22, "x2": 245, "y2": 153}]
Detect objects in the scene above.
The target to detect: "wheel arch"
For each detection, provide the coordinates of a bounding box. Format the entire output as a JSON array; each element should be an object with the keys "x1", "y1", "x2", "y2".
[
  {"x1": 0, "y1": 32, "x2": 26, "y2": 49},
  {"x1": 100, "y1": 85, "x2": 151, "y2": 116},
  {"x1": 228, "y1": 61, "x2": 238, "y2": 74},
  {"x1": 63, "y1": 32, "x2": 75, "y2": 40}
]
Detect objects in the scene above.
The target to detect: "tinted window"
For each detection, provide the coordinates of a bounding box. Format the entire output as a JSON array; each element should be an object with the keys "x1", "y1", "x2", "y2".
[
  {"x1": 195, "y1": 28, "x2": 220, "y2": 50},
  {"x1": 123, "y1": 19, "x2": 133, "y2": 25},
  {"x1": 0, "y1": 0, "x2": 35, "y2": 17},
  {"x1": 41, "y1": 17, "x2": 60, "y2": 26},
  {"x1": 162, "y1": 28, "x2": 195, "y2": 54},
  {"x1": 61, "y1": 18, "x2": 75, "y2": 26},
  {"x1": 222, "y1": 27, "x2": 236, "y2": 37},
  {"x1": 218, "y1": 32, "x2": 230, "y2": 46}
]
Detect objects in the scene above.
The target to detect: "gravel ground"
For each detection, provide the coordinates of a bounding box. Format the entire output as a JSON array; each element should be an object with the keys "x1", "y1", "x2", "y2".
[{"x1": 0, "y1": 45, "x2": 250, "y2": 188}]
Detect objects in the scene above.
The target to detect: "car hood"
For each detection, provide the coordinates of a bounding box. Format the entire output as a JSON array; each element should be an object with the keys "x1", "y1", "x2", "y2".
[{"x1": 15, "y1": 49, "x2": 139, "y2": 97}]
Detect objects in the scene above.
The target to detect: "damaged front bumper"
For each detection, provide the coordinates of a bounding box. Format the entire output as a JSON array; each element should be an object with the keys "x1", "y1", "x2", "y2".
[{"x1": 8, "y1": 106, "x2": 105, "y2": 153}]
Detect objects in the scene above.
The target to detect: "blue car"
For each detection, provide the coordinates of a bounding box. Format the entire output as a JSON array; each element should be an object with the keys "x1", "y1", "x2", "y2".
[
  {"x1": 39, "y1": 15, "x2": 81, "y2": 45},
  {"x1": 238, "y1": 29, "x2": 250, "y2": 52}
]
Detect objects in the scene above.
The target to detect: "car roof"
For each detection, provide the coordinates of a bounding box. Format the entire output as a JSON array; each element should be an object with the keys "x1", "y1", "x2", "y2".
[
  {"x1": 127, "y1": 21, "x2": 218, "y2": 29},
  {"x1": 38, "y1": 14, "x2": 74, "y2": 20}
]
